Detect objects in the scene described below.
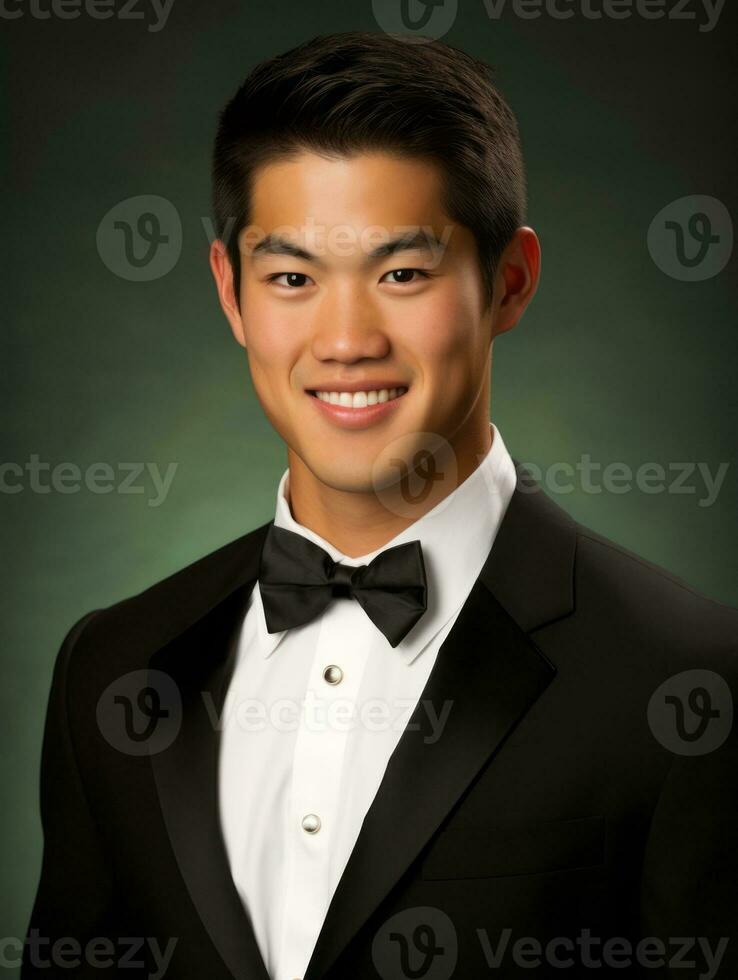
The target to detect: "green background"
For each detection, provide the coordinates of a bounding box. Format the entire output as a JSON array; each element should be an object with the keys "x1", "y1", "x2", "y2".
[{"x1": 2, "y1": 0, "x2": 736, "y2": 964}]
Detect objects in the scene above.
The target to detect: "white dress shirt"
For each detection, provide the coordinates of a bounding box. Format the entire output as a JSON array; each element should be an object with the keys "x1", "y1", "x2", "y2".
[{"x1": 218, "y1": 422, "x2": 516, "y2": 980}]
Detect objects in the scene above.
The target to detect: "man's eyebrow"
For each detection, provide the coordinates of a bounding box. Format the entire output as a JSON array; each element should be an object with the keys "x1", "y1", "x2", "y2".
[
  {"x1": 248, "y1": 230, "x2": 448, "y2": 264},
  {"x1": 368, "y1": 230, "x2": 447, "y2": 259},
  {"x1": 249, "y1": 235, "x2": 317, "y2": 262}
]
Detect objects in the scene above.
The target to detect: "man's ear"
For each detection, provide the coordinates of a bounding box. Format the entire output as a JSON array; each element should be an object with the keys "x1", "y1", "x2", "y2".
[
  {"x1": 209, "y1": 239, "x2": 246, "y2": 348},
  {"x1": 490, "y1": 226, "x2": 541, "y2": 340}
]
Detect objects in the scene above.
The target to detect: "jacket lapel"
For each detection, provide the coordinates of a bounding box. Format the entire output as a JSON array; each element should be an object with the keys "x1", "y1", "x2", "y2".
[
  {"x1": 303, "y1": 464, "x2": 576, "y2": 978},
  {"x1": 148, "y1": 464, "x2": 576, "y2": 980},
  {"x1": 148, "y1": 529, "x2": 273, "y2": 980}
]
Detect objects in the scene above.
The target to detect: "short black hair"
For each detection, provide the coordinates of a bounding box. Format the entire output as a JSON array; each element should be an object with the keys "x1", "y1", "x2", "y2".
[{"x1": 212, "y1": 31, "x2": 527, "y2": 310}]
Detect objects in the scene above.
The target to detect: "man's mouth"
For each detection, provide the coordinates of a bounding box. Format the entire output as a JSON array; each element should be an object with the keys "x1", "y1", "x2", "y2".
[{"x1": 306, "y1": 386, "x2": 409, "y2": 409}]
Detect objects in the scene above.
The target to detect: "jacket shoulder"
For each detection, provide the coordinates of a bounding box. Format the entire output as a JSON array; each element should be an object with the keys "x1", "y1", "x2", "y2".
[
  {"x1": 64, "y1": 519, "x2": 273, "y2": 676},
  {"x1": 572, "y1": 521, "x2": 738, "y2": 656}
]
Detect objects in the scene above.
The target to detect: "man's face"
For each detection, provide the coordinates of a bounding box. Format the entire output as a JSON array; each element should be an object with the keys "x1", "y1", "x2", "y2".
[{"x1": 222, "y1": 151, "x2": 498, "y2": 494}]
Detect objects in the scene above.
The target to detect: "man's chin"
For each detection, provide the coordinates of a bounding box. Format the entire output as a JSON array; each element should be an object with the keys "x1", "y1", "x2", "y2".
[{"x1": 306, "y1": 459, "x2": 384, "y2": 496}]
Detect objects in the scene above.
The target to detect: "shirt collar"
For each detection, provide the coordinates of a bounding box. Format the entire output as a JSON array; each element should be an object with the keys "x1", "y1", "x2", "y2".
[{"x1": 253, "y1": 422, "x2": 517, "y2": 665}]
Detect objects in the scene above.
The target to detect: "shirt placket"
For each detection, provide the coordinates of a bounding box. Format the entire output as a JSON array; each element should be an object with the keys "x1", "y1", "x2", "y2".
[{"x1": 276, "y1": 597, "x2": 372, "y2": 980}]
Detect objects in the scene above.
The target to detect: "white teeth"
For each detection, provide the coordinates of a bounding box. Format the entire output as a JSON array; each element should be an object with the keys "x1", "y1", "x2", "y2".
[{"x1": 314, "y1": 386, "x2": 407, "y2": 408}]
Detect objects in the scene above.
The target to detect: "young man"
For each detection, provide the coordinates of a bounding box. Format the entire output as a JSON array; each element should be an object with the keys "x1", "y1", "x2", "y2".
[{"x1": 24, "y1": 31, "x2": 737, "y2": 980}]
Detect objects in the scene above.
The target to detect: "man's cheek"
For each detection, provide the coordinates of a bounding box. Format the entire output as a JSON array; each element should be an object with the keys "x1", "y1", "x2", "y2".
[
  {"x1": 413, "y1": 293, "x2": 469, "y2": 353},
  {"x1": 244, "y1": 353, "x2": 284, "y2": 419},
  {"x1": 243, "y1": 318, "x2": 299, "y2": 380},
  {"x1": 409, "y1": 321, "x2": 464, "y2": 367}
]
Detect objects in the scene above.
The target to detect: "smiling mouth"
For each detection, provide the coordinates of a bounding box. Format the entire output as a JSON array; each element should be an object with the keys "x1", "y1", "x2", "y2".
[{"x1": 307, "y1": 386, "x2": 409, "y2": 409}]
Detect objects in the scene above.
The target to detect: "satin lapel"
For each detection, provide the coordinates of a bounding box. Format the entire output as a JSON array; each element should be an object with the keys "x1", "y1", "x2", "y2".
[
  {"x1": 148, "y1": 527, "x2": 273, "y2": 980},
  {"x1": 304, "y1": 464, "x2": 577, "y2": 980}
]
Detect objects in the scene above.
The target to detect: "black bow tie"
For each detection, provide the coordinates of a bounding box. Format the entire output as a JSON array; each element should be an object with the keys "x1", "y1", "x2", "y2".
[{"x1": 258, "y1": 524, "x2": 428, "y2": 648}]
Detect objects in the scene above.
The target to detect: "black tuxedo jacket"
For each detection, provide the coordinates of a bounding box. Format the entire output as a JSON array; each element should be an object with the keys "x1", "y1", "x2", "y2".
[{"x1": 23, "y1": 466, "x2": 738, "y2": 979}]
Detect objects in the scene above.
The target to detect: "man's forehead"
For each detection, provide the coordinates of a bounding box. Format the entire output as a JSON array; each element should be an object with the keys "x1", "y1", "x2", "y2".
[
  {"x1": 243, "y1": 152, "x2": 464, "y2": 262},
  {"x1": 249, "y1": 151, "x2": 448, "y2": 217}
]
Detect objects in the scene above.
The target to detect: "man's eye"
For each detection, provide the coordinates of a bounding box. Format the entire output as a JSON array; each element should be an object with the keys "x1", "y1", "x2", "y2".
[
  {"x1": 381, "y1": 268, "x2": 431, "y2": 284},
  {"x1": 266, "y1": 269, "x2": 432, "y2": 288},
  {"x1": 267, "y1": 272, "x2": 313, "y2": 288}
]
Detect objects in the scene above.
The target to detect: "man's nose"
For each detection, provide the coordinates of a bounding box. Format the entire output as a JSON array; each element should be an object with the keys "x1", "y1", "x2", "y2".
[{"x1": 310, "y1": 287, "x2": 391, "y2": 363}]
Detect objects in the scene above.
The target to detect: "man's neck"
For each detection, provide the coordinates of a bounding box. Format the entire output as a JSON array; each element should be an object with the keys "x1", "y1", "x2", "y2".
[{"x1": 285, "y1": 421, "x2": 493, "y2": 558}]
